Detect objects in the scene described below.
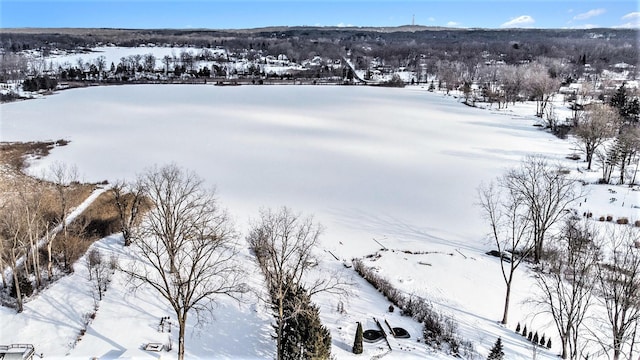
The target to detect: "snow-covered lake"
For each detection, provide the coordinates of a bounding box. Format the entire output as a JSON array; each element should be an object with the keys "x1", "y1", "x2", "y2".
[
  {"x1": 2, "y1": 85, "x2": 590, "y2": 359},
  {"x1": 1, "y1": 85, "x2": 571, "y2": 257}
]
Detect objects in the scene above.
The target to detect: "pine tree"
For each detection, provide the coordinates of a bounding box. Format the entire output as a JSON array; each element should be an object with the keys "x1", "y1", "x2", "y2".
[
  {"x1": 540, "y1": 334, "x2": 546, "y2": 346},
  {"x1": 276, "y1": 278, "x2": 332, "y2": 360},
  {"x1": 546, "y1": 338, "x2": 552, "y2": 349},
  {"x1": 610, "y1": 84, "x2": 628, "y2": 118},
  {"x1": 487, "y1": 337, "x2": 505, "y2": 360},
  {"x1": 527, "y1": 331, "x2": 532, "y2": 341},
  {"x1": 533, "y1": 332, "x2": 539, "y2": 344},
  {"x1": 352, "y1": 322, "x2": 363, "y2": 354},
  {"x1": 522, "y1": 325, "x2": 527, "y2": 337},
  {"x1": 515, "y1": 323, "x2": 521, "y2": 333}
]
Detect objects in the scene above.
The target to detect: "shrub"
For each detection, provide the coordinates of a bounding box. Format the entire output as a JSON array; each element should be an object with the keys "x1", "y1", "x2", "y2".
[
  {"x1": 599, "y1": 216, "x2": 606, "y2": 222},
  {"x1": 635, "y1": 220, "x2": 640, "y2": 227},
  {"x1": 352, "y1": 259, "x2": 475, "y2": 357},
  {"x1": 487, "y1": 337, "x2": 504, "y2": 360},
  {"x1": 617, "y1": 217, "x2": 629, "y2": 225},
  {"x1": 352, "y1": 322, "x2": 363, "y2": 354},
  {"x1": 10, "y1": 271, "x2": 34, "y2": 298},
  {"x1": 378, "y1": 74, "x2": 405, "y2": 88},
  {"x1": 606, "y1": 215, "x2": 613, "y2": 222}
]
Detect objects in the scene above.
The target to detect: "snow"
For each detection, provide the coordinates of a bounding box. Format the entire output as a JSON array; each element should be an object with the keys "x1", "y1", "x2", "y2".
[
  {"x1": 1, "y1": 85, "x2": 638, "y2": 359},
  {"x1": 43, "y1": 46, "x2": 227, "y2": 70},
  {"x1": 2, "y1": 187, "x2": 108, "y2": 283}
]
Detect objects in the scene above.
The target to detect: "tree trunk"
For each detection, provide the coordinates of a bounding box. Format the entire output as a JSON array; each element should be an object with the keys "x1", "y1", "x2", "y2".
[
  {"x1": 277, "y1": 295, "x2": 284, "y2": 360},
  {"x1": 178, "y1": 312, "x2": 186, "y2": 360},
  {"x1": 586, "y1": 151, "x2": 593, "y2": 170},
  {"x1": 47, "y1": 236, "x2": 53, "y2": 280},
  {"x1": 501, "y1": 281, "x2": 512, "y2": 325},
  {"x1": 619, "y1": 155, "x2": 627, "y2": 184},
  {"x1": 31, "y1": 240, "x2": 41, "y2": 288},
  {"x1": 1, "y1": 269, "x2": 7, "y2": 288},
  {"x1": 613, "y1": 330, "x2": 622, "y2": 360},
  {"x1": 11, "y1": 250, "x2": 23, "y2": 313},
  {"x1": 560, "y1": 336, "x2": 568, "y2": 359}
]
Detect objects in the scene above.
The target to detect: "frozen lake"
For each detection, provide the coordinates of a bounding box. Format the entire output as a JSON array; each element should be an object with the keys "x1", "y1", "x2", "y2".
[{"x1": 1, "y1": 85, "x2": 571, "y2": 256}]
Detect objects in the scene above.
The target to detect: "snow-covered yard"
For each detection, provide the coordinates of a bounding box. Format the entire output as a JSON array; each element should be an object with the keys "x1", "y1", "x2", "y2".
[{"x1": 1, "y1": 85, "x2": 638, "y2": 359}]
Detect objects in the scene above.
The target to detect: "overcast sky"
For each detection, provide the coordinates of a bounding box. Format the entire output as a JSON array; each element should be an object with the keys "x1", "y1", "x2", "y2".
[{"x1": 1, "y1": 0, "x2": 639, "y2": 29}]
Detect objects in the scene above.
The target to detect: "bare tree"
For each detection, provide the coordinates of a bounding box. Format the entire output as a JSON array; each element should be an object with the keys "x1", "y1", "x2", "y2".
[
  {"x1": 86, "y1": 248, "x2": 113, "y2": 301},
  {"x1": 477, "y1": 181, "x2": 533, "y2": 325},
  {"x1": 48, "y1": 162, "x2": 79, "y2": 276},
  {"x1": 0, "y1": 199, "x2": 28, "y2": 312},
  {"x1": 112, "y1": 179, "x2": 145, "y2": 246},
  {"x1": 162, "y1": 55, "x2": 171, "y2": 76},
  {"x1": 574, "y1": 104, "x2": 620, "y2": 170},
  {"x1": 525, "y1": 62, "x2": 560, "y2": 118},
  {"x1": 613, "y1": 125, "x2": 640, "y2": 184},
  {"x1": 499, "y1": 65, "x2": 525, "y2": 107},
  {"x1": 501, "y1": 155, "x2": 580, "y2": 263},
  {"x1": 570, "y1": 82, "x2": 594, "y2": 126},
  {"x1": 534, "y1": 219, "x2": 600, "y2": 359},
  {"x1": 595, "y1": 226, "x2": 640, "y2": 360},
  {"x1": 122, "y1": 164, "x2": 246, "y2": 360},
  {"x1": 247, "y1": 207, "x2": 347, "y2": 360},
  {"x1": 143, "y1": 53, "x2": 156, "y2": 72},
  {"x1": 14, "y1": 180, "x2": 46, "y2": 289}
]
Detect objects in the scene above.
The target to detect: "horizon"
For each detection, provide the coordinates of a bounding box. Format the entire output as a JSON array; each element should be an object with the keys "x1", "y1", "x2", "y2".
[{"x1": 1, "y1": 1, "x2": 639, "y2": 30}]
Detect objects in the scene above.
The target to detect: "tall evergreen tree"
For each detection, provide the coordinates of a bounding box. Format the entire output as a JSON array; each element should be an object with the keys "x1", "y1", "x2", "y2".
[
  {"x1": 275, "y1": 277, "x2": 331, "y2": 360},
  {"x1": 610, "y1": 83, "x2": 640, "y2": 123},
  {"x1": 353, "y1": 322, "x2": 363, "y2": 354},
  {"x1": 487, "y1": 337, "x2": 505, "y2": 360}
]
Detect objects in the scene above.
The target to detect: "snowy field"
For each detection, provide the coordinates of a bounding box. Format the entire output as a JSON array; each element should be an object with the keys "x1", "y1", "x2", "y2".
[{"x1": 1, "y1": 85, "x2": 638, "y2": 359}]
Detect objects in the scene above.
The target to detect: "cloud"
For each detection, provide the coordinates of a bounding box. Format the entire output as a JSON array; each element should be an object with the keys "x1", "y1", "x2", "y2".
[
  {"x1": 446, "y1": 21, "x2": 460, "y2": 27},
  {"x1": 622, "y1": 12, "x2": 640, "y2": 20},
  {"x1": 428, "y1": 17, "x2": 435, "y2": 22},
  {"x1": 567, "y1": 24, "x2": 599, "y2": 29},
  {"x1": 500, "y1": 15, "x2": 535, "y2": 28},
  {"x1": 573, "y1": 8, "x2": 605, "y2": 21},
  {"x1": 336, "y1": 22, "x2": 353, "y2": 27},
  {"x1": 614, "y1": 22, "x2": 640, "y2": 29},
  {"x1": 617, "y1": 12, "x2": 640, "y2": 28}
]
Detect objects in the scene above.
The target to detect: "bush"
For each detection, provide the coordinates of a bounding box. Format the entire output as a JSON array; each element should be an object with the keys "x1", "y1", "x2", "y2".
[
  {"x1": 352, "y1": 259, "x2": 475, "y2": 357},
  {"x1": 606, "y1": 215, "x2": 613, "y2": 222},
  {"x1": 10, "y1": 271, "x2": 33, "y2": 298},
  {"x1": 487, "y1": 337, "x2": 504, "y2": 360},
  {"x1": 378, "y1": 74, "x2": 405, "y2": 88},
  {"x1": 616, "y1": 217, "x2": 629, "y2": 225},
  {"x1": 22, "y1": 75, "x2": 58, "y2": 92},
  {"x1": 352, "y1": 322, "x2": 363, "y2": 354}
]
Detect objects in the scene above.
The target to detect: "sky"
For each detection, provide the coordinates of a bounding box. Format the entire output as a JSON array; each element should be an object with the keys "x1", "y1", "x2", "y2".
[{"x1": 1, "y1": 0, "x2": 639, "y2": 30}]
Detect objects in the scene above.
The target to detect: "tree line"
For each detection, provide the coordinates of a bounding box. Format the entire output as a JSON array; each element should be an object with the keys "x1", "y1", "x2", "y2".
[{"x1": 478, "y1": 155, "x2": 640, "y2": 360}]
